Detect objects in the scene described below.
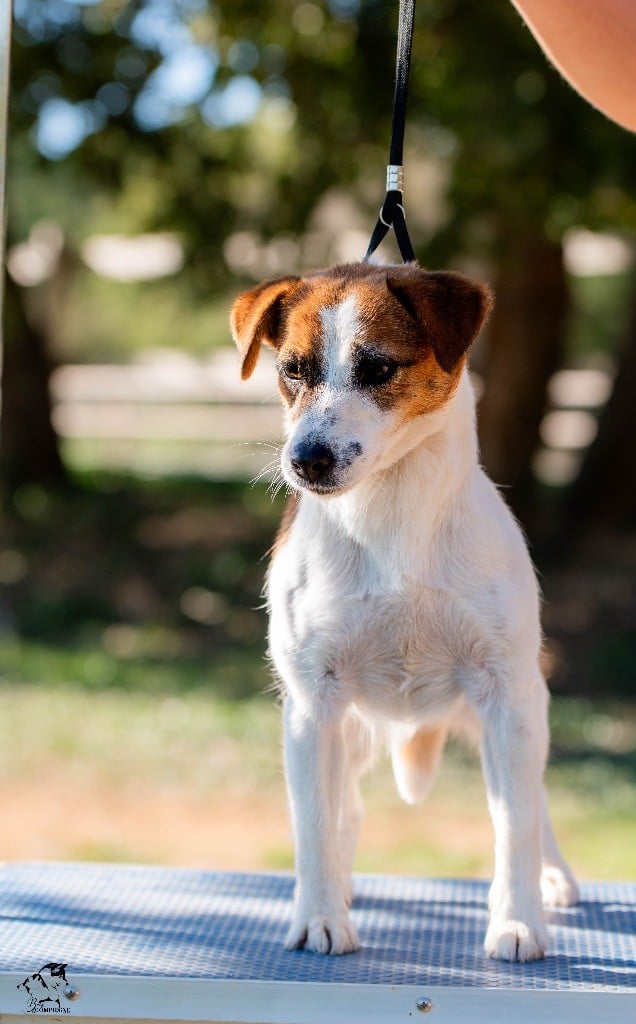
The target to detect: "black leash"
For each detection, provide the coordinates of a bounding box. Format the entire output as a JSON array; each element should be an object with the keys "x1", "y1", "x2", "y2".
[{"x1": 364, "y1": 0, "x2": 416, "y2": 263}]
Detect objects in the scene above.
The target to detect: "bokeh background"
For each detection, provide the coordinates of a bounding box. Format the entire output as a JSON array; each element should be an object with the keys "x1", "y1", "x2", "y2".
[{"x1": 1, "y1": 0, "x2": 635, "y2": 878}]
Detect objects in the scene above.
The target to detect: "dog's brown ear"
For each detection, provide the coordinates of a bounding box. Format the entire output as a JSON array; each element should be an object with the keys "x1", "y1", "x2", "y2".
[
  {"x1": 230, "y1": 276, "x2": 299, "y2": 380},
  {"x1": 386, "y1": 265, "x2": 493, "y2": 373}
]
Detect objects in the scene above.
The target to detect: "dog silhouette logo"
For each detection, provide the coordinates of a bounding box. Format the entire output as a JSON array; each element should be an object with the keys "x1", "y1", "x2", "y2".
[{"x1": 17, "y1": 963, "x2": 72, "y2": 1014}]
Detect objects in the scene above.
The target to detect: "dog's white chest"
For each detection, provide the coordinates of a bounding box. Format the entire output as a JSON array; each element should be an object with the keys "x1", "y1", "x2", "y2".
[
  {"x1": 330, "y1": 588, "x2": 467, "y2": 721},
  {"x1": 269, "y1": 527, "x2": 495, "y2": 725}
]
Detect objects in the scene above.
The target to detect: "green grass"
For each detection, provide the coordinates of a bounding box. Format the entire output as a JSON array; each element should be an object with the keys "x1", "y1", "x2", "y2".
[
  {"x1": 0, "y1": 676, "x2": 281, "y2": 794},
  {"x1": 0, "y1": 636, "x2": 272, "y2": 700},
  {"x1": 0, "y1": 657, "x2": 634, "y2": 878}
]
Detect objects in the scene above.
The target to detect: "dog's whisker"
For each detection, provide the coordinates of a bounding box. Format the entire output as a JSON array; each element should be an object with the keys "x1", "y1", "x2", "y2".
[
  {"x1": 250, "y1": 459, "x2": 282, "y2": 489},
  {"x1": 268, "y1": 479, "x2": 286, "y2": 501},
  {"x1": 236, "y1": 440, "x2": 283, "y2": 452},
  {"x1": 266, "y1": 467, "x2": 289, "y2": 500},
  {"x1": 252, "y1": 455, "x2": 280, "y2": 474}
]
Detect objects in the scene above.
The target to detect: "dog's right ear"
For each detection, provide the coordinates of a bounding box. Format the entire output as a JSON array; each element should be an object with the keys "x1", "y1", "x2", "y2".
[{"x1": 230, "y1": 276, "x2": 299, "y2": 380}]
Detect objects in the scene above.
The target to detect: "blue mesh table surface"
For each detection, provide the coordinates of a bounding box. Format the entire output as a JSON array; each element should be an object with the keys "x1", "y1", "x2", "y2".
[{"x1": 0, "y1": 862, "x2": 634, "y2": 994}]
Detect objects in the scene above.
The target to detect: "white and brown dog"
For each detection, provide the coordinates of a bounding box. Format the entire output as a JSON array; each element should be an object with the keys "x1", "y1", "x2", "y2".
[{"x1": 230, "y1": 261, "x2": 578, "y2": 962}]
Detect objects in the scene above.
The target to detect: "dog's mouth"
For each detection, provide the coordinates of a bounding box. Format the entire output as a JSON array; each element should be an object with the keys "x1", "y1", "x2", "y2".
[
  {"x1": 284, "y1": 460, "x2": 348, "y2": 497},
  {"x1": 289, "y1": 476, "x2": 346, "y2": 497}
]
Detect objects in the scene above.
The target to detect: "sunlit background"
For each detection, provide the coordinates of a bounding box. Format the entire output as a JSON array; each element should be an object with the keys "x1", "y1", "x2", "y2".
[{"x1": 1, "y1": 0, "x2": 635, "y2": 878}]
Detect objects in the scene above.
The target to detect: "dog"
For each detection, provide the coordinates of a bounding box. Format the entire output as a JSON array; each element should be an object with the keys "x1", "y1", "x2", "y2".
[{"x1": 230, "y1": 261, "x2": 579, "y2": 962}]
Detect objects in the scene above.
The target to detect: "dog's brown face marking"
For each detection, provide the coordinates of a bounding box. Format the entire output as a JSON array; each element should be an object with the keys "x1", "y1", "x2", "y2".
[{"x1": 230, "y1": 262, "x2": 492, "y2": 493}]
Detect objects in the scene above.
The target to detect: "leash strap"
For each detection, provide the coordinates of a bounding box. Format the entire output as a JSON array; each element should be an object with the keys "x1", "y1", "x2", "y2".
[{"x1": 364, "y1": 0, "x2": 416, "y2": 263}]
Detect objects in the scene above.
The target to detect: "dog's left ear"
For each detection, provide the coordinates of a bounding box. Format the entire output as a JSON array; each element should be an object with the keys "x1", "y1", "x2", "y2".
[
  {"x1": 230, "y1": 276, "x2": 300, "y2": 380},
  {"x1": 386, "y1": 265, "x2": 493, "y2": 373}
]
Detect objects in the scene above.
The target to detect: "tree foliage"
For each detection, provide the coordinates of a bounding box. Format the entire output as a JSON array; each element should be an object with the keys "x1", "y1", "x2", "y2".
[
  {"x1": 6, "y1": 0, "x2": 636, "y2": 520},
  {"x1": 11, "y1": 1, "x2": 635, "y2": 268}
]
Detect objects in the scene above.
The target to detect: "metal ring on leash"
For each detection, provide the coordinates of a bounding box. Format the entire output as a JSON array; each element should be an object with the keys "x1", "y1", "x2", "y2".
[{"x1": 379, "y1": 203, "x2": 406, "y2": 228}]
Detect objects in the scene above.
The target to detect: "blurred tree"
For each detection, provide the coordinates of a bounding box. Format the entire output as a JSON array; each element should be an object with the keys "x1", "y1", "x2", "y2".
[
  {"x1": 5, "y1": 0, "x2": 636, "y2": 527},
  {"x1": 566, "y1": 282, "x2": 636, "y2": 534},
  {"x1": 1, "y1": 270, "x2": 68, "y2": 490}
]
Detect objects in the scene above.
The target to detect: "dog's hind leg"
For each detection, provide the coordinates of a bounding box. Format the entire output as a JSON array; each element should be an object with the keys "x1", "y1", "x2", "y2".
[
  {"x1": 338, "y1": 714, "x2": 376, "y2": 905},
  {"x1": 390, "y1": 724, "x2": 447, "y2": 805},
  {"x1": 540, "y1": 786, "x2": 579, "y2": 907}
]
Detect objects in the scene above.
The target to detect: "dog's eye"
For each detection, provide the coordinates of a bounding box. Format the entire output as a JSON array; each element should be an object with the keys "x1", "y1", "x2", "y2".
[
  {"x1": 282, "y1": 358, "x2": 303, "y2": 381},
  {"x1": 355, "y1": 356, "x2": 398, "y2": 387}
]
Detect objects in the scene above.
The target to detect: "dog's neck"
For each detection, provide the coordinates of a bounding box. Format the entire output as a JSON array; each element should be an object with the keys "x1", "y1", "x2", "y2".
[{"x1": 312, "y1": 369, "x2": 479, "y2": 572}]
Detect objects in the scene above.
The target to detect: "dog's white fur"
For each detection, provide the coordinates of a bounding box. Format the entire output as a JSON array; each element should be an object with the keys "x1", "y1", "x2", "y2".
[{"x1": 231, "y1": 269, "x2": 578, "y2": 962}]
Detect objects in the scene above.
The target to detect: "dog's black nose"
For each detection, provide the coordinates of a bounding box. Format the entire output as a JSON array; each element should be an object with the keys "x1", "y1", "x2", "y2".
[{"x1": 291, "y1": 443, "x2": 335, "y2": 484}]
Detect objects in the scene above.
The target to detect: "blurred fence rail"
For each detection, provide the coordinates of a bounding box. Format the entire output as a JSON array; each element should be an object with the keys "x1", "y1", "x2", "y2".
[{"x1": 50, "y1": 348, "x2": 282, "y2": 478}]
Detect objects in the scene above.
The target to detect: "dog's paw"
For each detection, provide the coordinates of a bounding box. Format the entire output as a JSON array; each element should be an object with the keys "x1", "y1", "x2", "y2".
[
  {"x1": 484, "y1": 916, "x2": 548, "y2": 962},
  {"x1": 541, "y1": 865, "x2": 579, "y2": 908},
  {"x1": 285, "y1": 912, "x2": 360, "y2": 955}
]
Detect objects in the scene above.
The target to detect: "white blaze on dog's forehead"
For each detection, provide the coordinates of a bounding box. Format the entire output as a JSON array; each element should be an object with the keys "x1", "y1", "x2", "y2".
[{"x1": 319, "y1": 292, "x2": 361, "y2": 381}]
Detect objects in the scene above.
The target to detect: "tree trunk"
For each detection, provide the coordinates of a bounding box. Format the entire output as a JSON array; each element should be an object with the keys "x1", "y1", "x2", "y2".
[
  {"x1": 478, "y1": 232, "x2": 569, "y2": 532},
  {"x1": 0, "y1": 272, "x2": 67, "y2": 494},
  {"x1": 565, "y1": 280, "x2": 636, "y2": 534}
]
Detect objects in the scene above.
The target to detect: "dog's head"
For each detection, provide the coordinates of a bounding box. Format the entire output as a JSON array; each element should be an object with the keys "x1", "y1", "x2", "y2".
[{"x1": 230, "y1": 262, "x2": 492, "y2": 496}]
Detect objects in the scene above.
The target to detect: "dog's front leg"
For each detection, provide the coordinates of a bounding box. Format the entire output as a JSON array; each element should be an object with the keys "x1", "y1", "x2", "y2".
[
  {"x1": 283, "y1": 697, "x2": 361, "y2": 955},
  {"x1": 479, "y1": 675, "x2": 549, "y2": 962}
]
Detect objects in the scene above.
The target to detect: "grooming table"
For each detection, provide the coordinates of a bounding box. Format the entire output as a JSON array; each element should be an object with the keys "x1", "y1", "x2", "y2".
[{"x1": 0, "y1": 864, "x2": 634, "y2": 1023}]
